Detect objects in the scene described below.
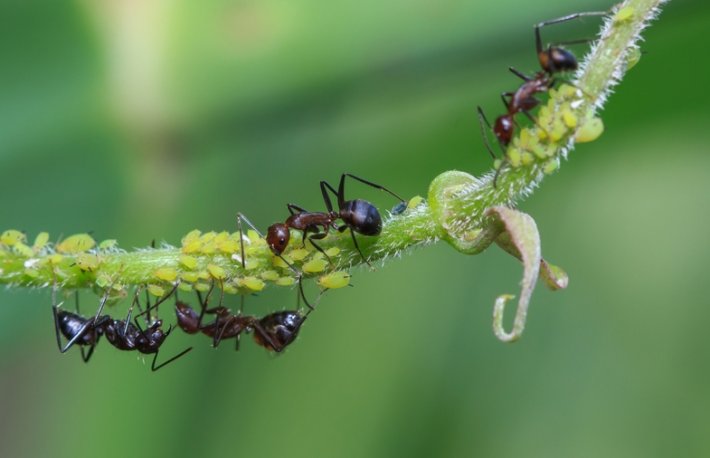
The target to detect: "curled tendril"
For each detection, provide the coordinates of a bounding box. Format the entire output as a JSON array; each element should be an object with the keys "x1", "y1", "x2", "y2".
[{"x1": 486, "y1": 207, "x2": 541, "y2": 342}]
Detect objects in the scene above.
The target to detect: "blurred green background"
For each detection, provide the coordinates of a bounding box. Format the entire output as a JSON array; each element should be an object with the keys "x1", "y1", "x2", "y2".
[{"x1": 1, "y1": 0, "x2": 708, "y2": 457}]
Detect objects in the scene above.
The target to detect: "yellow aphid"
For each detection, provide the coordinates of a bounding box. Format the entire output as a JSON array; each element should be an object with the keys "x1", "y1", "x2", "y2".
[
  {"x1": 199, "y1": 241, "x2": 217, "y2": 254},
  {"x1": 562, "y1": 110, "x2": 578, "y2": 128},
  {"x1": 318, "y1": 271, "x2": 350, "y2": 289},
  {"x1": 1, "y1": 230, "x2": 26, "y2": 246},
  {"x1": 24, "y1": 268, "x2": 39, "y2": 278},
  {"x1": 48, "y1": 254, "x2": 65, "y2": 265},
  {"x1": 154, "y1": 267, "x2": 178, "y2": 282},
  {"x1": 179, "y1": 255, "x2": 198, "y2": 270},
  {"x1": 240, "y1": 276, "x2": 265, "y2": 292},
  {"x1": 217, "y1": 239, "x2": 240, "y2": 254},
  {"x1": 197, "y1": 271, "x2": 210, "y2": 280},
  {"x1": 182, "y1": 229, "x2": 201, "y2": 243},
  {"x1": 194, "y1": 282, "x2": 211, "y2": 292},
  {"x1": 272, "y1": 255, "x2": 292, "y2": 269},
  {"x1": 95, "y1": 275, "x2": 110, "y2": 288},
  {"x1": 289, "y1": 248, "x2": 309, "y2": 261},
  {"x1": 276, "y1": 277, "x2": 296, "y2": 286},
  {"x1": 559, "y1": 84, "x2": 579, "y2": 99},
  {"x1": 325, "y1": 247, "x2": 341, "y2": 257},
  {"x1": 199, "y1": 231, "x2": 217, "y2": 243},
  {"x1": 549, "y1": 120, "x2": 567, "y2": 143},
  {"x1": 519, "y1": 128, "x2": 532, "y2": 149},
  {"x1": 57, "y1": 234, "x2": 96, "y2": 254},
  {"x1": 181, "y1": 272, "x2": 199, "y2": 283},
  {"x1": 15, "y1": 243, "x2": 34, "y2": 257},
  {"x1": 261, "y1": 270, "x2": 280, "y2": 281},
  {"x1": 614, "y1": 6, "x2": 634, "y2": 22},
  {"x1": 543, "y1": 158, "x2": 560, "y2": 175},
  {"x1": 406, "y1": 195, "x2": 424, "y2": 209},
  {"x1": 575, "y1": 116, "x2": 604, "y2": 143},
  {"x1": 181, "y1": 239, "x2": 202, "y2": 254},
  {"x1": 626, "y1": 47, "x2": 642, "y2": 70},
  {"x1": 33, "y1": 232, "x2": 50, "y2": 251},
  {"x1": 536, "y1": 128, "x2": 549, "y2": 141},
  {"x1": 531, "y1": 142, "x2": 548, "y2": 160},
  {"x1": 213, "y1": 231, "x2": 229, "y2": 243},
  {"x1": 75, "y1": 253, "x2": 99, "y2": 271},
  {"x1": 302, "y1": 258, "x2": 327, "y2": 273},
  {"x1": 147, "y1": 284, "x2": 166, "y2": 297},
  {"x1": 178, "y1": 283, "x2": 193, "y2": 293},
  {"x1": 493, "y1": 158, "x2": 503, "y2": 169},
  {"x1": 507, "y1": 147, "x2": 522, "y2": 168},
  {"x1": 223, "y1": 285, "x2": 238, "y2": 295},
  {"x1": 207, "y1": 264, "x2": 226, "y2": 280},
  {"x1": 246, "y1": 230, "x2": 262, "y2": 244},
  {"x1": 520, "y1": 152, "x2": 534, "y2": 166},
  {"x1": 98, "y1": 239, "x2": 118, "y2": 250}
]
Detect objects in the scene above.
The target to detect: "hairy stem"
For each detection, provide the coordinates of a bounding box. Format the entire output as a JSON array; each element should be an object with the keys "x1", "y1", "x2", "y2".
[{"x1": 0, "y1": 0, "x2": 666, "y2": 299}]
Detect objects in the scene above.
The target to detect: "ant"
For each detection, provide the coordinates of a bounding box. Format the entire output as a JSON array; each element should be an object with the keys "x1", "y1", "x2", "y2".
[
  {"x1": 53, "y1": 285, "x2": 192, "y2": 371},
  {"x1": 266, "y1": 174, "x2": 405, "y2": 266},
  {"x1": 476, "y1": 11, "x2": 607, "y2": 181},
  {"x1": 175, "y1": 291, "x2": 312, "y2": 353}
]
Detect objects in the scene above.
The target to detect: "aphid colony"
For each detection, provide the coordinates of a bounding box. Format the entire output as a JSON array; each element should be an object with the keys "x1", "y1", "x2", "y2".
[
  {"x1": 46, "y1": 173, "x2": 405, "y2": 371},
  {"x1": 477, "y1": 10, "x2": 610, "y2": 185},
  {"x1": 2, "y1": 8, "x2": 617, "y2": 371}
]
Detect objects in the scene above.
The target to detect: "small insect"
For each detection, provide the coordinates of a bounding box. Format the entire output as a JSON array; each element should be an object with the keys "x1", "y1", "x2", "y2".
[
  {"x1": 476, "y1": 10, "x2": 607, "y2": 182},
  {"x1": 266, "y1": 174, "x2": 405, "y2": 266},
  {"x1": 175, "y1": 295, "x2": 310, "y2": 353}
]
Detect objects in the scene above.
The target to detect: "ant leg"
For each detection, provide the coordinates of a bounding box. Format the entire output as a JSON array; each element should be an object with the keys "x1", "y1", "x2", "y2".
[
  {"x1": 476, "y1": 106, "x2": 498, "y2": 160},
  {"x1": 81, "y1": 344, "x2": 96, "y2": 363},
  {"x1": 535, "y1": 11, "x2": 608, "y2": 54},
  {"x1": 61, "y1": 289, "x2": 111, "y2": 352},
  {"x1": 343, "y1": 227, "x2": 371, "y2": 267},
  {"x1": 320, "y1": 181, "x2": 338, "y2": 213},
  {"x1": 341, "y1": 173, "x2": 406, "y2": 204},
  {"x1": 305, "y1": 232, "x2": 332, "y2": 264},
  {"x1": 150, "y1": 346, "x2": 194, "y2": 371},
  {"x1": 252, "y1": 322, "x2": 283, "y2": 353},
  {"x1": 508, "y1": 67, "x2": 531, "y2": 82},
  {"x1": 519, "y1": 109, "x2": 552, "y2": 138},
  {"x1": 286, "y1": 203, "x2": 309, "y2": 215},
  {"x1": 236, "y1": 212, "x2": 265, "y2": 269}
]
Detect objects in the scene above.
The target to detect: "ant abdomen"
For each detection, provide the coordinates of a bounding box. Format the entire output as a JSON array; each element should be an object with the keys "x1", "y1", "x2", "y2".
[
  {"x1": 342, "y1": 199, "x2": 381, "y2": 236},
  {"x1": 541, "y1": 48, "x2": 578, "y2": 74},
  {"x1": 256, "y1": 311, "x2": 305, "y2": 352}
]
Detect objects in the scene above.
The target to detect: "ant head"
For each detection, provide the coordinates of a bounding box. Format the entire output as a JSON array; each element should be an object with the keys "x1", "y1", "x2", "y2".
[
  {"x1": 343, "y1": 199, "x2": 382, "y2": 236},
  {"x1": 494, "y1": 115, "x2": 515, "y2": 146},
  {"x1": 256, "y1": 311, "x2": 304, "y2": 351},
  {"x1": 539, "y1": 46, "x2": 578, "y2": 74},
  {"x1": 266, "y1": 223, "x2": 290, "y2": 255}
]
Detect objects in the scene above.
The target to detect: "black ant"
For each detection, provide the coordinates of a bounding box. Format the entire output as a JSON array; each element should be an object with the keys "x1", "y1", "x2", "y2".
[
  {"x1": 175, "y1": 292, "x2": 311, "y2": 353},
  {"x1": 476, "y1": 11, "x2": 607, "y2": 180},
  {"x1": 53, "y1": 285, "x2": 192, "y2": 371},
  {"x1": 266, "y1": 174, "x2": 405, "y2": 266},
  {"x1": 53, "y1": 290, "x2": 106, "y2": 362}
]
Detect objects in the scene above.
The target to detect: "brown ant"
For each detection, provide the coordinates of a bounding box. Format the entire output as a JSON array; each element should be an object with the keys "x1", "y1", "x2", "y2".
[
  {"x1": 53, "y1": 285, "x2": 192, "y2": 371},
  {"x1": 476, "y1": 11, "x2": 607, "y2": 181},
  {"x1": 266, "y1": 174, "x2": 405, "y2": 266},
  {"x1": 175, "y1": 293, "x2": 311, "y2": 353}
]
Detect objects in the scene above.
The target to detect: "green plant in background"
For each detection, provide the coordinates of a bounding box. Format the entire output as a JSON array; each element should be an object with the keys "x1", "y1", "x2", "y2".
[{"x1": 0, "y1": 0, "x2": 667, "y2": 343}]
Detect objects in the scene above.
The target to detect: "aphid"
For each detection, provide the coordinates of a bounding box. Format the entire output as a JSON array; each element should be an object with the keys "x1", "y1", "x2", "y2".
[
  {"x1": 477, "y1": 10, "x2": 607, "y2": 182},
  {"x1": 266, "y1": 174, "x2": 405, "y2": 266}
]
